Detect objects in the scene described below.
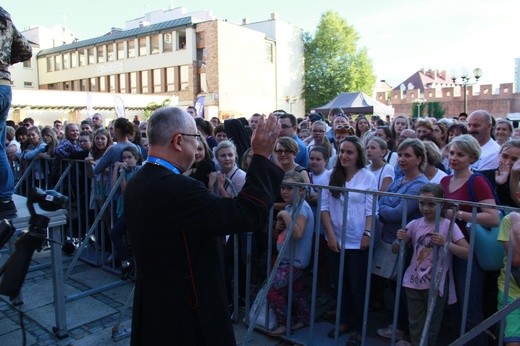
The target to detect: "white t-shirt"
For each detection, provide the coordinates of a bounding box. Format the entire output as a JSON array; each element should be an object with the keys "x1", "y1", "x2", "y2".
[
  {"x1": 471, "y1": 138, "x2": 500, "y2": 171},
  {"x1": 366, "y1": 163, "x2": 395, "y2": 191},
  {"x1": 429, "y1": 168, "x2": 448, "y2": 184}
]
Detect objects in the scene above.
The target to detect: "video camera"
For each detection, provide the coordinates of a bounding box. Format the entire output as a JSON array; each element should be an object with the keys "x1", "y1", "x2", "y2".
[{"x1": 0, "y1": 188, "x2": 68, "y2": 300}]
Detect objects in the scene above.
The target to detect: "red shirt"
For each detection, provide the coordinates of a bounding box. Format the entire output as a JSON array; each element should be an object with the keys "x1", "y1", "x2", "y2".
[{"x1": 440, "y1": 174, "x2": 495, "y2": 238}]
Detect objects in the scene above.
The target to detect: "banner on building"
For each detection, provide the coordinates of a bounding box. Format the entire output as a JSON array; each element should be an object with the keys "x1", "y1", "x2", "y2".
[
  {"x1": 194, "y1": 96, "x2": 205, "y2": 118},
  {"x1": 113, "y1": 95, "x2": 126, "y2": 118},
  {"x1": 86, "y1": 92, "x2": 93, "y2": 115}
]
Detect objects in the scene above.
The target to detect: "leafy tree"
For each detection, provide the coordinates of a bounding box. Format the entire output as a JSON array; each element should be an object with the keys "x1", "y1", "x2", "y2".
[
  {"x1": 427, "y1": 102, "x2": 446, "y2": 119},
  {"x1": 304, "y1": 11, "x2": 376, "y2": 111}
]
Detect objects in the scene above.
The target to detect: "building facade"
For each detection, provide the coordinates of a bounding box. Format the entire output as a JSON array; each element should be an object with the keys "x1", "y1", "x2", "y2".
[{"x1": 15, "y1": 7, "x2": 304, "y2": 123}]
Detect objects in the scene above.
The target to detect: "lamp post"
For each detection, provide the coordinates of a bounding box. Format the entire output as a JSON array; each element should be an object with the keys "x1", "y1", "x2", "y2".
[
  {"x1": 284, "y1": 96, "x2": 298, "y2": 114},
  {"x1": 414, "y1": 97, "x2": 426, "y2": 117},
  {"x1": 451, "y1": 68, "x2": 482, "y2": 114}
]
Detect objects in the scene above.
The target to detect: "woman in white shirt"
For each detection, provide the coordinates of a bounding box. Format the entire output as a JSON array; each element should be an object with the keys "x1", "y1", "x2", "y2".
[{"x1": 321, "y1": 136, "x2": 377, "y2": 343}]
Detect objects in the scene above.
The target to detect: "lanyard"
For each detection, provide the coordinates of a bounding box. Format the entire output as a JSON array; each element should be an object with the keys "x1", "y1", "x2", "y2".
[{"x1": 146, "y1": 156, "x2": 181, "y2": 175}]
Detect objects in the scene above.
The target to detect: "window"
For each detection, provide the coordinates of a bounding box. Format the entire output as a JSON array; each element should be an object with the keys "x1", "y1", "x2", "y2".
[
  {"x1": 141, "y1": 70, "x2": 149, "y2": 93},
  {"x1": 23, "y1": 81, "x2": 33, "y2": 88},
  {"x1": 63, "y1": 53, "x2": 70, "y2": 69},
  {"x1": 46, "y1": 57, "x2": 54, "y2": 72},
  {"x1": 80, "y1": 79, "x2": 87, "y2": 91},
  {"x1": 153, "y1": 69, "x2": 162, "y2": 93},
  {"x1": 180, "y1": 65, "x2": 189, "y2": 90},
  {"x1": 90, "y1": 77, "x2": 97, "y2": 91},
  {"x1": 99, "y1": 77, "x2": 107, "y2": 92},
  {"x1": 130, "y1": 72, "x2": 137, "y2": 94},
  {"x1": 138, "y1": 37, "x2": 147, "y2": 56},
  {"x1": 117, "y1": 42, "x2": 125, "y2": 60},
  {"x1": 166, "y1": 67, "x2": 175, "y2": 92},
  {"x1": 109, "y1": 75, "x2": 116, "y2": 93},
  {"x1": 151, "y1": 35, "x2": 160, "y2": 54},
  {"x1": 163, "y1": 33, "x2": 172, "y2": 52},
  {"x1": 88, "y1": 48, "x2": 95, "y2": 65},
  {"x1": 71, "y1": 51, "x2": 78, "y2": 68},
  {"x1": 63, "y1": 81, "x2": 71, "y2": 90},
  {"x1": 79, "y1": 50, "x2": 86, "y2": 66},
  {"x1": 119, "y1": 74, "x2": 127, "y2": 93},
  {"x1": 177, "y1": 31, "x2": 186, "y2": 50},
  {"x1": 23, "y1": 59, "x2": 31, "y2": 68},
  {"x1": 265, "y1": 42, "x2": 273, "y2": 63},
  {"x1": 54, "y1": 55, "x2": 62, "y2": 71},
  {"x1": 107, "y1": 44, "x2": 115, "y2": 61},
  {"x1": 97, "y1": 46, "x2": 104, "y2": 63},
  {"x1": 127, "y1": 40, "x2": 136, "y2": 58}
]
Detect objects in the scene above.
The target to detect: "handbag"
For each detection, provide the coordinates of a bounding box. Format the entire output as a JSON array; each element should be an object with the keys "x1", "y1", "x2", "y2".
[
  {"x1": 467, "y1": 173, "x2": 505, "y2": 271},
  {"x1": 246, "y1": 282, "x2": 277, "y2": 330},
  {"x1": 372, "y1": 237, "x2": 398, "y2": 280}
]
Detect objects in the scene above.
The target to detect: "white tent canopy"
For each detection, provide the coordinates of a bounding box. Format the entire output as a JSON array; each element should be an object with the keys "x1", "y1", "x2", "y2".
[{"x1": 311, "y1": 91, "x2": 394, "y2": 116}]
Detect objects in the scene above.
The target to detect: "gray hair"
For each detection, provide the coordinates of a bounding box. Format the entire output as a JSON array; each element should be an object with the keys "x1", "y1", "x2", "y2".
[
  {"x1": 215, "y1": 140, "x2": 238, "y2": 157},
  {"x1": 147, "y1": 107, "x2": 193, "y2": 146}
]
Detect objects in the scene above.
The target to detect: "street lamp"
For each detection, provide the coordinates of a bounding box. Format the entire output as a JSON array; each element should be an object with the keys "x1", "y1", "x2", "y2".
[
  {"x1": 284, "y1": 96, "x2": 298, "y2": 114},
  {"x1": 414, "y1": 97, "x2": 426, "y2": 117},
  {"x1": 451, "y1": 67, "x2": 483, "y2": 114}
]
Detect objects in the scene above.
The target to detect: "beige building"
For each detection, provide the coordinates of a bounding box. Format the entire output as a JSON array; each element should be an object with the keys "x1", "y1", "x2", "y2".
[{"x1": 13, "y1": 7, "x2": 304, "y2": 123}]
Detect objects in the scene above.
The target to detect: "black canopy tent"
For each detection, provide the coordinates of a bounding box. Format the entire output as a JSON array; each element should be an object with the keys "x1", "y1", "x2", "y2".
[{"x1": 311, "y1": 91, "x2": 395, "y2": 116}]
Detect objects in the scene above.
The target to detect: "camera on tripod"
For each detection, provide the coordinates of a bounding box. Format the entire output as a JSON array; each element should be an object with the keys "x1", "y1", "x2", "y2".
[{"x1": 0, "y1": 188, "x2": 68, "y2": 300}]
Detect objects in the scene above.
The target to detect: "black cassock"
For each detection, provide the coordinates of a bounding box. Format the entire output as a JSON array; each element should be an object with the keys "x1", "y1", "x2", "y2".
[{"x1": 125, "y1": 155, "x2": 284, "y2": 345}]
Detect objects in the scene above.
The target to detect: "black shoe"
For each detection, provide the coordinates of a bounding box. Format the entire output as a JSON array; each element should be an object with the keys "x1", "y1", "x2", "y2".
[
  {"x1": 0, "y1": 200, "x2": 17, "y2": 217},
  {"x1": 121, "y1": 262, "x2": 135, "y2": 281}
]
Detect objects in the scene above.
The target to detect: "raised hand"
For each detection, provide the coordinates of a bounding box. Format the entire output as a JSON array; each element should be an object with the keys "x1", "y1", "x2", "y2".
[{"x1": 251, "y1": 114, "x2": 280, "y2": 158}]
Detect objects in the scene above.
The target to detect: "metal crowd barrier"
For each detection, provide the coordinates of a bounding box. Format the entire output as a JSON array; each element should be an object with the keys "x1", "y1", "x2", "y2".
[
  {"x1": 241, "y1": 181, "x2": 520, "y2": 346},
  {"x1": 8, "y1": 157, "x2": 520, "y2": 344}
]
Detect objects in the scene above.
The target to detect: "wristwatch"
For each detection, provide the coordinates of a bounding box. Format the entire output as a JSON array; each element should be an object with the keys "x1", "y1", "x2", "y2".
[{"x1": 363, "y1": 230, "x2": 371, "y2": 237}]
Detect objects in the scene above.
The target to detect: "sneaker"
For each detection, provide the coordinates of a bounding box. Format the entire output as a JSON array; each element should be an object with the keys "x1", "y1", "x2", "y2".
[
  {"x1": 0, "y1": 200, "x2": 16, "y2": 217},
  {"x1": 377, "y1": 324, "x2": 404, "y2": 340}
]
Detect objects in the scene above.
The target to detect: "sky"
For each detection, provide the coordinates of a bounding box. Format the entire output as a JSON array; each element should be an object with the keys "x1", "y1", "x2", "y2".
[{"x1": 3, "y1": 0, "x2": 519, "y2": 88}]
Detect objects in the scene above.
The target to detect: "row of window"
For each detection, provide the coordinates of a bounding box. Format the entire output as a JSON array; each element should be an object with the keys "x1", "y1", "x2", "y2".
[
  {"x1": 46, "y1": 31, "x2": 187, "y2": 72},
  {"x1": 44, "y1": 66, "x2": 190, "y2": 94}
]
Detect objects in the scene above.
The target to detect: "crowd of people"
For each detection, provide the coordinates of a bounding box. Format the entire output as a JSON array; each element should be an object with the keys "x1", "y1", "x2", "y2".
[{"x1": 3, "y1": 105, "x2": 520, "y2": 345}]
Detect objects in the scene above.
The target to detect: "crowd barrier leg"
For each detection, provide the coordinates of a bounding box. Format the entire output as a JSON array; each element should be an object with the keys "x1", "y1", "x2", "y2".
[{"x1": 49, "y1": 225, "x2": 68, "y2": 339}]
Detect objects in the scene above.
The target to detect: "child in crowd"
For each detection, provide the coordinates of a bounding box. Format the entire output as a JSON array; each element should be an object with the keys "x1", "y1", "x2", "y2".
[
  {"x1": 366, "y1": 137, "x2": 395, "y2": 193},
  {"x1": 267, "y1": 171, "x2": 314, "y2": 336},
  {"x1": 110, "y1": 146, "x2": 142, "y2": 279},
  {"x1": 306, "y1": 146, "x2": 331, "y2": 293},
  {"x1": 392, "y1": 183, "x2": 469, "y2": 346}
]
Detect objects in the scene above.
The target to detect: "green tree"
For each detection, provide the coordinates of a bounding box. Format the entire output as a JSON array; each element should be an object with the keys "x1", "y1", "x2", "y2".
[
  {"x1": 304, "y1": 11, "x2": 376, "y2": 111},
  {"x1": 426, "y1": 102, "x2": 446, "y2": 119}
]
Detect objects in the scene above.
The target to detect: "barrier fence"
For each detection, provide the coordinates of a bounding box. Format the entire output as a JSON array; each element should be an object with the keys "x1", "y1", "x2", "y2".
[{"x1": 7, "y1": 157, "x2": 520, "y2": 345}]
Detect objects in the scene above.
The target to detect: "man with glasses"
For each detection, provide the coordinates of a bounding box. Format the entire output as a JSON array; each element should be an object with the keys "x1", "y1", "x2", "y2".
[
  {"x1": 278, "y1": 113, "x2": 309, "y2": 168},
  {"x1": 0, "y1": 6, "x2": 32, "y2": 217},
  {"x1": 125, "y1": 107, "x2": 284, "y2": 345}
]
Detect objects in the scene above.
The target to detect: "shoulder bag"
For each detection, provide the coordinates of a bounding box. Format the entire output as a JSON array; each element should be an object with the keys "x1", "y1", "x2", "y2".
[{"x1": 467, "y1": 173, "x2": 505, "y2": 271}]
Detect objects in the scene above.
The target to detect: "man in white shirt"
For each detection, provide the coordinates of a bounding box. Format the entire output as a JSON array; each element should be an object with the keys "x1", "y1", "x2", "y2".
[{"x1": 467, "y1": 110, "x2": 500, "y2": 180}]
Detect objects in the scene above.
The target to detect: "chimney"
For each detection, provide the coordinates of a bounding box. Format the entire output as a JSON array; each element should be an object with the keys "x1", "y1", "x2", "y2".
[
  {"x1": 271, "y1": 12, "x2": 279, "y2": 20},
  {"x1": 242, "y1": 18, "x2": 248, "y2": 25}
]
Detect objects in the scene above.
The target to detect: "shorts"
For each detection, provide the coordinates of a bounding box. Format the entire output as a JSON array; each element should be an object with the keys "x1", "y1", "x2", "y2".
[{"x1": 498, "y1": 290, "x2": 520, "y2": 343}]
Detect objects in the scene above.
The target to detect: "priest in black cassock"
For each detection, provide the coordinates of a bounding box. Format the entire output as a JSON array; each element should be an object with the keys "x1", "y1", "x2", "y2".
[{"x1": 125, "y1": 107, "x2": 283, "y2": 345}]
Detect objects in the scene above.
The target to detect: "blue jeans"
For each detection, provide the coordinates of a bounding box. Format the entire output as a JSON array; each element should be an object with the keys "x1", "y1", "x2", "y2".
[{"x1": 0, "y1": 85, "x2": 13, "y2": 201}]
